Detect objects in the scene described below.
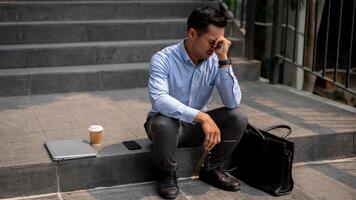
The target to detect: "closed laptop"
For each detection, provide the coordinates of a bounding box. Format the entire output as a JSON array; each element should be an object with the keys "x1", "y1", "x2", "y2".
[{"x1": 45, "y1": 139, "x2": 97, "y2": 161}]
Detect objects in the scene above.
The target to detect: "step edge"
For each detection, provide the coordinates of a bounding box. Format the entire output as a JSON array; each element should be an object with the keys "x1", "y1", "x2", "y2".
[
  {"x1": 0, "y1": 39, "x2": 181, "y2": 50},
  {"x1": 0, "y1": 131, "x2": 354, "y2": 171},
  {"x1": 0, "y1": 63, "x2": 149, "y2": 76},
  {"x1": 0, "y1": 0, "x2": 216, "y2": 5},
  {"x1": 0, "y1": 18, "x2": 187, "y2": 26}
]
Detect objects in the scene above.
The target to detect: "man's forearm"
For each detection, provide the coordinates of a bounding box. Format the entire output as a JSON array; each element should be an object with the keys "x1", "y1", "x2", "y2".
[
  {"x1": 215, "y1": 66, "x2": 241, "y2": 108},
  {"x1": 194, "y1": 111, "x2": 210, "y2": 124},
  {"x1": 151, "y1": 93, "x2": 199, "y2": 124}
]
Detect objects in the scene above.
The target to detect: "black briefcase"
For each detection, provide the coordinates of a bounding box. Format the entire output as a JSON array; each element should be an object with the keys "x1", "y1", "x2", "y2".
[{"x1": 232, "y1": 123, "x2": 294, "y2": 196}]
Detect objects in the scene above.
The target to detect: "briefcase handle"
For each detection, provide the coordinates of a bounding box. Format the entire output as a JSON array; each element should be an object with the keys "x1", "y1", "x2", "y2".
[
  {"x1": 248, "y1": 123, "x2": 266, "y2": 140},
  {"x1": 264, "y1": 125, "x2": 292, "y2": 138}
]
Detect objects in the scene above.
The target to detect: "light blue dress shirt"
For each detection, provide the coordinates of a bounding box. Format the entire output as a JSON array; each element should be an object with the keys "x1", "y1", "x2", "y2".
[{"x1": 148, "y1": 39, "x2": 241, "y2": 124}]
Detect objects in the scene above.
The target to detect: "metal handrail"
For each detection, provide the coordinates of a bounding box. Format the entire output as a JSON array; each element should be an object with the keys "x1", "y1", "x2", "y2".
[{"x1": 270, "y1": 0, "x2": 356, "y2": 96}]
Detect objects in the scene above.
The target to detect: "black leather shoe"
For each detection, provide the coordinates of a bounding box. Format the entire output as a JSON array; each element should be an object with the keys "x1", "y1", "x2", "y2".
[
  {"x1": 157, "y1": 170, "x2": 179, "y2": 199},
  {"x1": 199, "y1": 167, "x2": 240, "y2": 191}
]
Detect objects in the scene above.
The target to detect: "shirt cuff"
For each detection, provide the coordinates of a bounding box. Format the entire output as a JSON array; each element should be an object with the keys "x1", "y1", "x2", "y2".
[
  {"x1": 181, "y1": 106, "x2": 200, "y2": 124},
  {"x1": 218, "y1": 65, "x2": 235, "y2": 79}
]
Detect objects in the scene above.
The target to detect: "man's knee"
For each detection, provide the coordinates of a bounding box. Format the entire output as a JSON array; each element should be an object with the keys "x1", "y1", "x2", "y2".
[
  {"x1": 221, "y1": 108, "x2": 248, "y2": 141},
  {"x1": 227, "y1": 107, "x2": 248, "y2": 130},
  {"x1": 149, "y1": 113, "x2": 180, "y2": 138}
]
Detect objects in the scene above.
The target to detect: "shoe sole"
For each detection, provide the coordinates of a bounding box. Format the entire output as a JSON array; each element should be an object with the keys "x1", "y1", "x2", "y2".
[
  {"x1": 158, "y1": 191, "x2": 179, "y2": 199},
  {"x1": 199, "y1": 177, "x2": 240, "y2": 192}
]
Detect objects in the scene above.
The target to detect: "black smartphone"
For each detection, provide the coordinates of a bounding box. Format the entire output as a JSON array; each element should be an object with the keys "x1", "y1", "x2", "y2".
[{"x1": 122, "y1": 140, "x2": 142, "y2": 150}]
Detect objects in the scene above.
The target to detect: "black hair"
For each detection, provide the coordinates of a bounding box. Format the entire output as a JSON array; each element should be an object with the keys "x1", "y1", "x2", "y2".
[{"x1": 187, "y1": 5, "x2": 228, "y2": 35}]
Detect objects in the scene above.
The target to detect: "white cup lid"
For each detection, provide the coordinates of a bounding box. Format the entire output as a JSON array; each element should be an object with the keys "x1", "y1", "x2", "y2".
[{"x1": 88, "y1": 125, "x2": 103, "y2": 132}]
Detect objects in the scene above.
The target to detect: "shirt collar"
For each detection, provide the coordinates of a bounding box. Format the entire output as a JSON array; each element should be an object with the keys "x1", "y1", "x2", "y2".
[{"x1": 179, "y1": 39, "x2": 192, "y2": 64}]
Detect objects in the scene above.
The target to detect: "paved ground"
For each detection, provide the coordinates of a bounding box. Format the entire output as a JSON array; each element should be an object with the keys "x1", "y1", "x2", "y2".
[
  {"x1": 0, "y1": 81, "x2": 355, "y2": 168},
  {"x1": 5, "y1": 157, "x2": 356, "y2": 200}
]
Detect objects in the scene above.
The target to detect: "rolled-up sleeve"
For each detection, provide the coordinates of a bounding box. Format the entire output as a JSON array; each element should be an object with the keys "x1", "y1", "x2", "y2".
[
  {"x1": 214, "y1": 65, "x2": 241, "y2": 108},
  {"x1": 148, "y1": 53, "x2": 199, "y2": 123}
]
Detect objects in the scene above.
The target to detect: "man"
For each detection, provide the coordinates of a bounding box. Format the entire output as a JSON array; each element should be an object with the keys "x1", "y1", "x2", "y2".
[{"x1": 144, "y1": 5, "x2": 248, "y2": 199}]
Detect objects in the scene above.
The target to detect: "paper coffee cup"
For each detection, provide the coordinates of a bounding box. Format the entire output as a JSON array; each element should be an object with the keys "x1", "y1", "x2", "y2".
[{"x1": 89, "y1": 125, "x2": 104, "y2": 146}]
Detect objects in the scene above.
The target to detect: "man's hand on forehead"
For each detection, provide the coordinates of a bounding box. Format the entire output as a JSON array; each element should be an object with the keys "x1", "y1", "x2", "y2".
[
  {"x1": 215, "y1": 41, "x2": 223, "y2": 49},
  {"x1": 213, "y1": 36, "x2": 231, "y2": 61},
  {"x1": 213, "y1": 37, "x2": 227, "y2": 49}
]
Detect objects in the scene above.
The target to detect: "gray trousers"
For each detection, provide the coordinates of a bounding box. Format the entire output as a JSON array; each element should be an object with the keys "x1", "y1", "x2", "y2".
[{"x1": 144, "y1": 107, "x2": 248, "y2": 172}]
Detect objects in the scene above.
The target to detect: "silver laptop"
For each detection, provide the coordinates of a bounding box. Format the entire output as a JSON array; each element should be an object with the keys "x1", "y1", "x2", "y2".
[{"x1": 45, "y1": 139, "x2": 97, "y2": 161}]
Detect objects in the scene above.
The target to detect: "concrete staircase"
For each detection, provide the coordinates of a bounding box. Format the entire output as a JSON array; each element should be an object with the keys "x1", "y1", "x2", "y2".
[
  {"x1": 3, "y1": 1, "x2": 354, "y2": 199},
  {"x1": 0, "y1": 0, "x2": 258, "y2": 97}
]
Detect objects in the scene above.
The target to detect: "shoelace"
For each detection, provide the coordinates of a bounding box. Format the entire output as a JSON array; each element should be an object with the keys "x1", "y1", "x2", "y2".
[
  {"x1": 215, "y1": 168, "x2": 236, "y2": 183},
  {"x1": 224, "y1": 166, "x2": 237, "y2": 172},
  {"x1": 168, "y1": 171, "x2": 177, "y2": 182},
  {"x1": 161, "y1": 171, "x2": 177, "y2": 187}
]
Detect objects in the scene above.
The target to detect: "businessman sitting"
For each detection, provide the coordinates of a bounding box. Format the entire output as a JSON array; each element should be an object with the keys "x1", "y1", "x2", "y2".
[{"x1": 144, "y1": 6, "x2": 248, "y2": 199}]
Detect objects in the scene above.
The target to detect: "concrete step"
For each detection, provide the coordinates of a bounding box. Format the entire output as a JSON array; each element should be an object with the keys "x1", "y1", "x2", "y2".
[
  {"x1": 0, "y1": 19, "x2": 241, "y2": 44},
  {"x1": 0, "y1": 58, "x2": 259, "y2": 96},
  {"x1": 0, "y1": 40, "x2": 180, "y2": 69},
  {"x1": 4, "y1": 0, "x2": 201, "y2": 1},
  {"x1": 0, "y1": 63, "x2": 148, "y2": 96},
  {"x1": 0, "y1": 82, "x2": 355, "y2": 198},
  {"x1": 40, "y1": 134, "x2": 355, "y2": 196},
  {"x1": 0, "y1": 38, "x2": 243, "y2": 69},
  {"x1": 0, "y1": 19, "x2": 187, "y2": 44},
  {"x1": 0, "y1": 1, "x2": 219, "y2": 22},
  {"x1": 24, "y1": 158, "x2": 356, "y2": 200}
]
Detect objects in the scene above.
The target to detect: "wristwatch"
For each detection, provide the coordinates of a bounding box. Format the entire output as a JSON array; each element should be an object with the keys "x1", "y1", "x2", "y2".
[{"x1": 218, "y1": 58, "x2": 232, "y2": 67}]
